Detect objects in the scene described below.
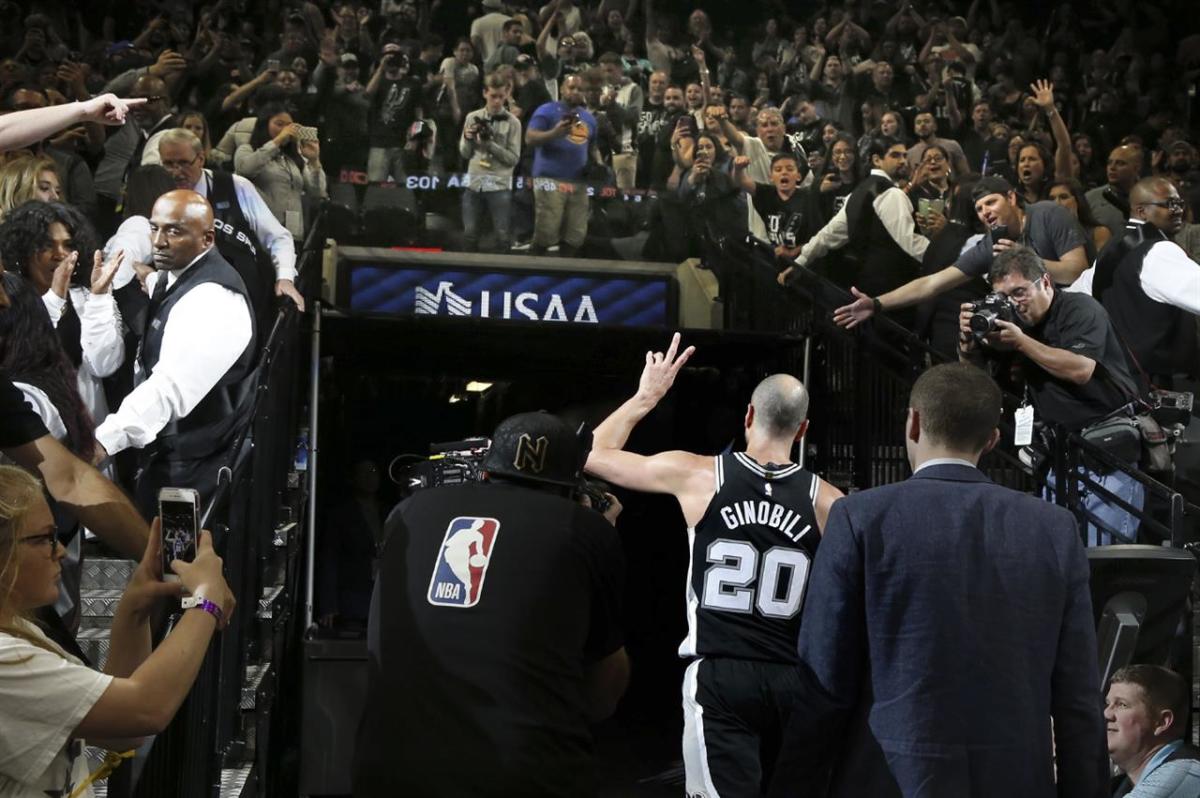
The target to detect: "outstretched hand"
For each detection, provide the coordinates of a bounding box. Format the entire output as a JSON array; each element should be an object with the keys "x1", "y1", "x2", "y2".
[
  {"x1": 78, "y1": 94, "x2": 147, "y2": 126},
  {"x1": 832, "y1": 286, "x2": 876, "y2": 329},
  {"x1": 91, "y1": 249, "x2": 125, "y2": 295},
  {"x1": 636, "y1": 332, "x2": 694, "y2": 407},
  {"x1": 1029, "y1": 79, "x2": 1055, "y2": 110}
]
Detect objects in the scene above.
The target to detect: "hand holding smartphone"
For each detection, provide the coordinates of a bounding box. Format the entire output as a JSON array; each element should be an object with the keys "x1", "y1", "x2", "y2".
[
  {"x1": 158, "y1": 487, "x2": 199, "y2": 583},
  {"x1": 296, "y1": 125, "x2": 319, "y2": 142}
]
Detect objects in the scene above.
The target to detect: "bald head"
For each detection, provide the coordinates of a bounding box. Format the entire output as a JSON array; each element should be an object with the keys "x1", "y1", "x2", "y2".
[
  {"x1": 1130, "y1": 176, "x2": 1184, "y2": 234},
  {"x1": 149, "y1": 190, "x2": 216, "y2": 271},
  {"x1": 1106, "y1": 145, "x2": 1144, "y2": 191},
  {"x1": 749, "y1": 375, "x2": 809, "y2": 439}
]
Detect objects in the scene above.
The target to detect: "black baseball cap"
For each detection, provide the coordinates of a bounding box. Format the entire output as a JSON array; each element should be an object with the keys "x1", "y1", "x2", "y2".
[
  {"x1": 514, "y1": 54, "x2": 536, "y2": 70},
  {"x1": 482, "y1": 412, "x2": 588, "y2": 488},
  {"x1": 971, "y1": 175, "x2": 1013, "y2": 203}
]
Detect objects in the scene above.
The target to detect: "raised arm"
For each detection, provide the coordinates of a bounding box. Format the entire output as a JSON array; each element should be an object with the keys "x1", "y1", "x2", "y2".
[{"x1": 1030, "y1": 80, "x2": 1076, "y2": 179}]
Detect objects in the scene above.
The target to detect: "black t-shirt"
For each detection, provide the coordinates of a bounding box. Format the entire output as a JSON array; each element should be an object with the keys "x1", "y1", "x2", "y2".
[
  {"x1": 368, "y1": 75, "x2": 424, "y2": 147},
  {"x1": 752, "y1": 183, "x2": 808, "y2": 248},
  {"x1": 1023, "y1": 290, "x2": 1139, "y2": 429},
  {"x1": 353, "y1": 482, "x2": 624, "y2": 798},
  {"x1": 0, "y1": 377, "x2": 49, "y2": 448},
  {"x1": 956, "y1": 202, "x2": 1087, "y2": 281}
]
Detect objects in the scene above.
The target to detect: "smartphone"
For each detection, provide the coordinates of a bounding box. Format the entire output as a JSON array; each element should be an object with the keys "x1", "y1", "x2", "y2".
[
  {"x1": 917, "y1": 198, "x2": 931, "y2": 215},
  {"x1": 928, "y1": 198, "x2": 945, "y2": 215},
  {"x1": 159, "y1": 487, "x2": 199, "y2": 582},
  {"x1": 296, "y1": 125, "x2": 319, "y2": 142},
  {"x1": 265, "y1": 58, "x2": 281, "y2": 72},
  {"x1": 990, "y1": 223, "x2": 1010, "y2": 241}
]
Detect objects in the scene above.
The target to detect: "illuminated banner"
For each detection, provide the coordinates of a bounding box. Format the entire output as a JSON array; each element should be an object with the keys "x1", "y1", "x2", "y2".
[{"x1": 347, "y1": 265, "x2": 673, "y2": 327}]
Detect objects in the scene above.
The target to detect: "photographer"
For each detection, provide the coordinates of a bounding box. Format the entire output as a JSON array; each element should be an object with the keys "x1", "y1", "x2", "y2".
[
  {"x1": 459, "y1": 73, "x2": 521, "y2": 252},
  {"x1": 524, "y1": 74, "x2": 598, "y2": 256},
  {"x1": 0, "y1": 465, "x2": 235, "y2": 796},
  {"x1": 958, "y1": 246, "x2": 1144, "y2": 545},
  {"x1": 352, "y1": 412, "x2": 627, "y2": 798}
]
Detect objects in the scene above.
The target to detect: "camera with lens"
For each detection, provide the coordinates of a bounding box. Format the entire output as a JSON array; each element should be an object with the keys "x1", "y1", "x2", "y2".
[
  {"x1": 967, "y1": 292, "x2": 1018, "y2": 344},
  {"x1": 474, "y1": 117, "x2": 493, "y2": 142}
]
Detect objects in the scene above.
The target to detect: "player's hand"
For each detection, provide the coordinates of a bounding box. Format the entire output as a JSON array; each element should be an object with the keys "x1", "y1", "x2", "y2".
[
  {"x1": 275, "y1": 278, "x2": 305, "y2": 311},
  {"x1": 90, "y1": 249, "x2": 125, "y2": 295},
  {"x1": 601, "y1": 492, "x2": 622, "y2": 526},
  {"x1": 635, "y1": 331, "x2": 694, "y2": 407},
  {"x1": 832, "y1": 286, "x2": 876, "y2": 329},
  {"x1": 119, "y1": 517, "x2": 185, "y2": 623},
  {"x1": 171, "y1": 529, "x2": 236, "y2": 627}
]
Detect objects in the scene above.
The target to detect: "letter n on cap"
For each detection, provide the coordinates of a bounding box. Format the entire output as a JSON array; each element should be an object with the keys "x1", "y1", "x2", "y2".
[{"x1": 513, "y1": 434, "x2": 548, "y2": 473}]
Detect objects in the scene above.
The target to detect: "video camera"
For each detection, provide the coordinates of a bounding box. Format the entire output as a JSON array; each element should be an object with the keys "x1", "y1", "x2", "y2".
[
  {"x1": 388, "y1": 438, "x2": 613, "y2": 513},
  {"x1": 967, "y1": 292, "x2": 1017, "y2": 344}
]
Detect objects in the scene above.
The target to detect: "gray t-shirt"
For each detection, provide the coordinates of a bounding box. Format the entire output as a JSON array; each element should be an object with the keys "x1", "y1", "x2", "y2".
[{"x1": 957, "y1": 201, "x2": 1087, "y2": 279}]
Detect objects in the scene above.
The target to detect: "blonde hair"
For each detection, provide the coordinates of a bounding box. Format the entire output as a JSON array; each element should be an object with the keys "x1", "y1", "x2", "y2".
[
  {"x1": 0, "y1": 465, "x2": 64, "y2": 662},
  {"x1": 0, "y1": 154, "x2": 60, "y2": 220}
]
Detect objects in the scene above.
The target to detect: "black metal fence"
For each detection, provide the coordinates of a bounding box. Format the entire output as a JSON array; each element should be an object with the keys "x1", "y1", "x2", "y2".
[
  {"x1": 716, "y1": 240, "x2": 1200, "y2": 547},
  {"x1": 118, "y1": 217, "x2": 318, "y2": 798}
]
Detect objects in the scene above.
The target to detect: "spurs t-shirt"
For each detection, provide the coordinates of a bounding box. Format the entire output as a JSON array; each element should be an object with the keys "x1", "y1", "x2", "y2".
[
  {"x1": 751, "y1": 183, "x2": 808, "y2": 248},
  {"x1": 0, "y1": 620, "x2": 113, "y2": 797}
]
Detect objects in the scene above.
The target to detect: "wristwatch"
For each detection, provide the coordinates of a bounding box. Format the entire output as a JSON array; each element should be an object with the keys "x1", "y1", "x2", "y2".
[{"x1": 181, "y1": 595, "x2": 224, "y2": 625}]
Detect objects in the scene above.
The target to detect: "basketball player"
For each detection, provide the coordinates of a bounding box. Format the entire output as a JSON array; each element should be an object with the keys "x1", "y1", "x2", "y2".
[{"x1": 585, "y1": 333, "x2": 843, "y2": 798}]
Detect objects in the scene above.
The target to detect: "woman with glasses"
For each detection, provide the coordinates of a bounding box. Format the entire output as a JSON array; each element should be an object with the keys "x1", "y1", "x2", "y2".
[
  {"x1": 0, "y1": 464, "x2": 235, "y2": 797},
  {"x1": 908, "y1": 143, "x2": 955, "y2": 239}
]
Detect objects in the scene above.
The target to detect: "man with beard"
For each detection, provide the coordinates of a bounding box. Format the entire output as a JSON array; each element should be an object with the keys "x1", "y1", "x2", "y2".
[
  {"x1": 94, "y1": 75, "x2": 177, "y2": 222},
  {"x1": 780, "y1": 136, "x2": 928, "y2": 299},
  {"x1": 1086, "y1": 144, "x2": 1143, "y2": 239},
  {"x1": 728, "y1": 94, "x2": 751, "y2": 133},
  {"x1": 635, "y1": 69, "x2": 669, "y2": 189},
  {"x1": 525, "y1": 74, "x2": 597, "y2": 255},
  {"x1": 907, "y1": 111, "x2": 970, "y2": 182},
  {"x1": 832, "y1": 176, "x2": 1088, "y2": 330},
  {"x1": 649, "y1": 83, "x2": 688, "y2": 191},
  {"x1": 1068, "y1": 177, "x2": 1200, "y2": 388}
]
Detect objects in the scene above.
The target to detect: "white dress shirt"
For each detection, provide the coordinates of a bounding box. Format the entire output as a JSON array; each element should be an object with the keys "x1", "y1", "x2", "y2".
[
  {"x1": 191, "y1": 169, "x2": 298, "y2": 281},
  {"x1": 794, "y1": 168, "x2": 930, "y2": 268},
  {"x1": 95, "y1": 248, "x2": 253, "y2": 457},
  {"x1": 41, "y1": 286, "x2": 126, "y2": 427},
  {"x1": 1067, "y1": 221, "x2": 1200, "y2": 315}
]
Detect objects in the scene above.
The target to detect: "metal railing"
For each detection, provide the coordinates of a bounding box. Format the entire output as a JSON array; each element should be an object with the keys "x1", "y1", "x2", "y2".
[
  {"x1": 719, "y1": 239, "x2": 1199, "y2": 545},
  {"x1": 123, "y1": 212, "x2": 322, "y2": 798}
]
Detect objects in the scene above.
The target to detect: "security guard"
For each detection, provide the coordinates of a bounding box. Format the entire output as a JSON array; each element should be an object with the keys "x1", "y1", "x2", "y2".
[{"x1": 352, "y1": 412, "x2": 628, "y2": 798}]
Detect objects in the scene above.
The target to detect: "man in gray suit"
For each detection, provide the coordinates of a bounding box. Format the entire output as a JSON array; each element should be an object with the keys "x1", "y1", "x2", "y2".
[{"x1": 790, "y1": 362, "x2": 1107, "y2": 798}]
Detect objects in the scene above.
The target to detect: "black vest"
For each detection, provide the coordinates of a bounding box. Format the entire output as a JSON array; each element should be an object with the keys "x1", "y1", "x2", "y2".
[
  {"x1": 207, "y1": 170, "x2": 276, "y2": 324},
  {"x1": 1094, "y1": 222, "x2": 1197, "y2": 378},
  {"x1": 138, "y1": 248, "x2": 257, "y2": 460},
  {"x1": 844, "y1": 174, "x2": 921, "y2": 297}
]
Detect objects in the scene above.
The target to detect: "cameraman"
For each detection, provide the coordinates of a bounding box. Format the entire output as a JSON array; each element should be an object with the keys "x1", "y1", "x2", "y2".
[
  {"x1": 353, "y1": 412, "x2": 627, "y2": 798},
  {"x1": 958, "y1": 246, "x2": 1144, "y2": 545},
  {"x1": 459, "y1": 72, "x2": 520, "y2": 252}
]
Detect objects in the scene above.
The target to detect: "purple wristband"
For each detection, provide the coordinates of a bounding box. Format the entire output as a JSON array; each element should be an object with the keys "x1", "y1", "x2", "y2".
[{"x1": 182, "y1": 596, "x2": 224, "y2": 626}]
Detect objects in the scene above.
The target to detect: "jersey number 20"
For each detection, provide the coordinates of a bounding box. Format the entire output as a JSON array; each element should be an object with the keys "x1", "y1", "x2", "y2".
[{"x1": 701, "y1": 540, "x2": 810, "y2": 619}]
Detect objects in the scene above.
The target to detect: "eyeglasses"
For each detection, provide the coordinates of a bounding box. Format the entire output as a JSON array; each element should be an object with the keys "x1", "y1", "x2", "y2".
[
  {"x1": 18, "y1": 531, "x2": 59, "y2": 552},
  {"x1": 161, "y1": 153, "x2": 201, "y2": 171},
  {"x1": 1141, "y1": 199, "x2": 1185, "y2": 212},
  {"x1": 1001, "y1": 280, "x2": 1040, "y2": 301}
]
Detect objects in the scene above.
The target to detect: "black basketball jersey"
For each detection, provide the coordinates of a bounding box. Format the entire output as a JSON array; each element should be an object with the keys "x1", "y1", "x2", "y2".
[{"x1": 680, "y1": 452, "x2": 821, "y2": 663}]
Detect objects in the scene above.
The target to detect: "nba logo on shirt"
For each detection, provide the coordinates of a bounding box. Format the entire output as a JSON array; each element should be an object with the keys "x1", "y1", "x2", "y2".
[{"x1": 427, "y1": 517, "x2": 501, "y2": 608}]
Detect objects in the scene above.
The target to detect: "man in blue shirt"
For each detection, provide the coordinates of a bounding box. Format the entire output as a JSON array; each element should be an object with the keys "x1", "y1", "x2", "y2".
[
  {"x1": 1107, "y1": 665, "x2": 1200, "y2": 798},
  {"x1": 524, "y1": 73, "x2": 598, "y2": 256}
]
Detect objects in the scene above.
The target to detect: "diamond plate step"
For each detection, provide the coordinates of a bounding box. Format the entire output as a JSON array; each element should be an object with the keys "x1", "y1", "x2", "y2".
[
  {"x1": 77, "y1": 627, "x2": 111, "y2": 667},
  {"x1": 241, "y1": 663, "x2": 271, "y2": 711},
  {"x1": 80, "y1": 559, "x2": 137, "y2": 590},
  {"x1": 218, "y1": 763, "x2": 254, "y2": 797},
  {"x1": 79, "y1": 589, "x2": 124, "y2": 624},
  {"x1": 257, "y1": 584, "x2": 284, "y2": 621}
]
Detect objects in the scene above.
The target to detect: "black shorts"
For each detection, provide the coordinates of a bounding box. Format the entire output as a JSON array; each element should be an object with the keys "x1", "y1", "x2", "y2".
[{"x1": 681, "y1": 657, "x2": 805, "y2": 798}]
